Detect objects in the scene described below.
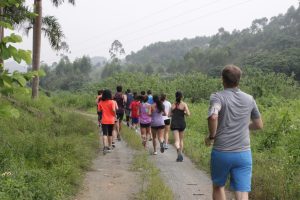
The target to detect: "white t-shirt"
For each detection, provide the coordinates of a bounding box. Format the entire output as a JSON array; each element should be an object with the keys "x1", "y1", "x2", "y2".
[{"x1": 163, "y1": 100, "x2": 172, "y2": 120}]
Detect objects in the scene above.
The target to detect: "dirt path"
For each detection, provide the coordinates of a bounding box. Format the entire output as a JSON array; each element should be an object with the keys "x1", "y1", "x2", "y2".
[
  {"x1": 75, "y1": 111, "x2": 232, "y2": 200},
  {"x1": 75, "y1": 141, "x2": 139, "y2": 200},
  {"x1": 74, "y1": 111, "x2": 140, "y2": 200},
  {"x1": 148, "y1": 144, "x2": 212, "y2": 200}
]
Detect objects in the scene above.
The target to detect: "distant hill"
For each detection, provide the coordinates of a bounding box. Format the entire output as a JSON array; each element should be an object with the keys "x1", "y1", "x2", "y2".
[
  {"x1": 91, "y1": 56, "x2": 107, "y2": 67},
  {"x1": 125, "y1": 36, "x2": 210, "y2": 66},
  {"x1": 4, "y1": 61, "x2": 28, "y2": 73},
  {"x1": 113, "y1": 5, "x2": 300, "y2": 79}
]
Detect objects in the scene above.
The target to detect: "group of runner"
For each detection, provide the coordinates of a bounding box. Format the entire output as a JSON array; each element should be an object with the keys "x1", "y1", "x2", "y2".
[
  {"x1": 96, "y1": 65, "x2": 264, "y2": 200},
  {"x1": 96, "y1": 86, "x2": 190, "y2": 162}
]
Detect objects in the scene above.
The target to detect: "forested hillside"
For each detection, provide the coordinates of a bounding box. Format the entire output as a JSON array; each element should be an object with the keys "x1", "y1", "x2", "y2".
[
  {"x1": 125, "y1": 36, "x2": 210, "y2": 68},
  {"x1": 103, "y1": 5, "x2": 300, "y2": 79}
]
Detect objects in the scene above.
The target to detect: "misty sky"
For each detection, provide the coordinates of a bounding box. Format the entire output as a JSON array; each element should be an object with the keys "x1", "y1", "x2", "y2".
[{"x1": 18, "y1": 0, "x2": 299, "y2": 64}]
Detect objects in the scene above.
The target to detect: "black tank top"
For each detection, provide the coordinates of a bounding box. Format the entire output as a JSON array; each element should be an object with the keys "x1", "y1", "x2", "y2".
[
  {"x1": 114, "y1": 92, "x2": 124, "y2": 113},
  {"x1": 170, "y1": 104, "x2": 186, "y2": 130}
]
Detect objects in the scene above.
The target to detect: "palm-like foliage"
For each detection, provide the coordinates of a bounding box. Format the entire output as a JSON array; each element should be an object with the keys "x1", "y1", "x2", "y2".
[
  {"x1": 23, "y1": 15, "x2": 68, "y2": 51},
  {"x1": 31, "y1": 0, "x2": 75, "y2": 98},
  {"x1": 51, "y1": 0, "x2": 75, "y2": 7}
]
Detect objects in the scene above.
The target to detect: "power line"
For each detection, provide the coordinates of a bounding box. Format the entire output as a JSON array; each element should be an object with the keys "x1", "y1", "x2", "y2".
[
  {"x1": 85, "y1": 0, "x2": 254, "y2": 55},
  {"x1": 71, "y1": 0, "x2": 190, "y2": 45},
  {"x1": 72, "y1": 0, "x2": 223, "y2": 53},
  {"x1": 125, "y1": 0, "x2": 254, "y2": 43}
]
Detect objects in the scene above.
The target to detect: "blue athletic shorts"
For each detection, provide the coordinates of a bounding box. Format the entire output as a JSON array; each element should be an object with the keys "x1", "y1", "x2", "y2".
[
  {"x1": 131, "y1": 117, "x2": 139, "y2": 124},
  {"x1": 211, "y1": 149, "x2": 252, "y2": 192}
]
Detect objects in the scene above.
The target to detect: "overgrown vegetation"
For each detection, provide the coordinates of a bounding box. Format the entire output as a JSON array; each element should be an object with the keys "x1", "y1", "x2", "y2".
[{"x1": 0, "y1": 92, "x2": 98, "y2": 199}]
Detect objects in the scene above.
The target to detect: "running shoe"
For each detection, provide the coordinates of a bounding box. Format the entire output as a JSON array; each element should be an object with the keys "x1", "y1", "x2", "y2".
[
  {"x1": 153, "y1": 151, "x2": 158, "y2": 155},
  {"x1": 117, "y1": 134, "x2": 121, "y2": 141},
  {"x1": 176, "y1": 153, "x2": 183, "y2": 162},
  {"x1": 103, "y1": 146, "x2": 108, "y2": 155},
  {"x1": 107, "y1": 147, "x2": 112, "y2": 153},
  {"x1": 164, "y1": 144, "x2": 169, "y2": 149},
  {"x1": 160, "y1": 142, "x2": 165, "y2": 153},
  {"x1": 149, "y1": 137, "x2": 152, "y2": 141},
  {"x1": 112, "y1": 142, "x2": 115, "y2": 148}
]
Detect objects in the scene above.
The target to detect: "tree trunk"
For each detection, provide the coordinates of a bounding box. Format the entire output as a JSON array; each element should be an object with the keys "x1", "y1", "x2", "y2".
[
  {"x1": 31, "y1": 0, "x2": 42, "y2": 99},
  {"x1": 0, "y1": 7, "x2": 4, "y2": 65}
]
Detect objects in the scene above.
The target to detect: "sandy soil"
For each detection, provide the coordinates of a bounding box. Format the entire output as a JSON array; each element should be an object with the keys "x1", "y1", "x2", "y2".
[{"x1": 74, "y1": 141, "x2": 140, "y2": 200}]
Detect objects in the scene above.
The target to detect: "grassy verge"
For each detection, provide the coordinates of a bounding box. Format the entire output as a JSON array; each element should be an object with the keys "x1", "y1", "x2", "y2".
[
  {"x1": 0, "y1": 93, "x2": 98, "y2": 200},
  {"x1": 121, "y1": 127, "x2": 174, "y2": 200}
]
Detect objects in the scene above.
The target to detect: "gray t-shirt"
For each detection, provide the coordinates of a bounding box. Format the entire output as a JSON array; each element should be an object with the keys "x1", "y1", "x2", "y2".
[{"x1": 208, "y1": 88, "x2": 261, "y2": 152}]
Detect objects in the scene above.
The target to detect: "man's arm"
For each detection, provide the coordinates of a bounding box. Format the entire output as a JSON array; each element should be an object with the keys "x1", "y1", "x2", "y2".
[
  {"x1": 249, "y1": 118, "x2": 263, "y2": 130},
  {"x1": 250, "y1": 99, "x2": 263, "y2": 130},
  {"x1": 206, "y1": 114, "x2": 218, "y2": 146},
  {"x1": 206, "y1": 93, "x2": 221, "y2": 146},
  {"x1": 123, "y1": 94, "x2": 127, "y2": 105}
]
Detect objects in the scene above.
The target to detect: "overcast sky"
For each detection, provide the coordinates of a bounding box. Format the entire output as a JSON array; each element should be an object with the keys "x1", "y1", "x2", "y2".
[{"x1": 17, "y1": 0, "x2": 299, "y2": 64}]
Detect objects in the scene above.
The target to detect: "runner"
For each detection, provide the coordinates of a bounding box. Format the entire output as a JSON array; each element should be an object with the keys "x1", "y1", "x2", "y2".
[
  {"x1": 96, "y1": 89, "x2": 103, "y2": 127},
  {"x1": 206, "y1": 65, "x2": 263, "y2": 200},
  {"x1": 98, "y1": 89, "x2": 118, "y2": 154},
  {"x1": 125, "y1": 89, "x2": 133, "y2": 127},
  {"x1": 170, "y1": 91, "x2": 190, "y2": 162},
  {"x1": 114, "y1": 85, "x2": 127, "y2": 141},
  {"x1": 96, "y1": 89, "x2": 103, "y2": 104},
  {"x1": 139, "y1": 95, "x2": 152, "y2": 148},
  {"x1": 130, "y1": 92, "x2": 140, "y2": 132},
  {"x1": 161, "y1": 93, "x2": 172, "y2": 149},
  {"x1": 147, "y1": 90, "x2": 154, "y2": 104},
  {"x1": 145, "y1": 90, "x2": 153, "y2": 141},
  {"x1": 112, "y1": 100, "x2": 119, "y2": 149},
  {"x1": 151, "y1": 95, "x2": 166, "y2": 155}
]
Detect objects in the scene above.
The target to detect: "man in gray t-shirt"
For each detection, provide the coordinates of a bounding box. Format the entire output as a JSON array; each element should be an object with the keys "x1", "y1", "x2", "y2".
[{"x1": 206, "y1": 65, "x2": 263, "y2": 200}]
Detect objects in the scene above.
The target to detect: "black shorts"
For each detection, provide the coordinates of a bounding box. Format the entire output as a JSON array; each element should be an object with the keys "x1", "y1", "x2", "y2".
[
  {"x1": 116, "y1": 112, "x2": 124, "y2": 121},
  {"x1": 102, "y1": 124, "x2": 114, "y2": 136},
  {"x1": 164, "y1": 119, "x2": 171, "y2": 126},
  {"x1": 140, "y1": 123, "x2": 151, "y2": 128},
  {"x1": 151, "y1": 125, "x2": 165, "y2": 130},
  {"x1": 171, "y1": 127, "x2": 185, "y2": 132}
]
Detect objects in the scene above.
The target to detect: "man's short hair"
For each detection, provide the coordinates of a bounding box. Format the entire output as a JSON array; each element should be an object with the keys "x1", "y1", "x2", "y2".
[
  {"x1": 116, "y1": 85, "x2": 123, "y2": 92},
  {"x1": 222, "y1": 65, "x2": 242, "y2": 87},
  {"x1": 147, "y1": 90, "x2": 152, "y2": 95}
]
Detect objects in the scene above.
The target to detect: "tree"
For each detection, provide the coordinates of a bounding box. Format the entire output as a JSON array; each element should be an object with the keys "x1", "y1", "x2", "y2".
[
  {"x1": 0, "y1": 0, "x2": 38, "y2": 117},
  {"x1": 109, "y1": 39, "x2": 125, "y2": 61},
  {"x1": 31, "y1": 0, "x2": 75, "y2": 99}
]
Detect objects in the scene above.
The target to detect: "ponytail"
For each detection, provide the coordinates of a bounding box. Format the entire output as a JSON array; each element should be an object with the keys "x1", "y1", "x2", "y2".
[
  {"x1": 153, "y1": 95, "x2": 164, "y2": 113},
  {"x1": 175, "y1": 91, "x2": 183, "y2": 104}
]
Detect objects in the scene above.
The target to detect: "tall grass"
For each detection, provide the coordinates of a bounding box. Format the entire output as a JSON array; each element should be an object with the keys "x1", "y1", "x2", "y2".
[{"x1": 0, "y1": 93, "x2": 98, "y2": 199}]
